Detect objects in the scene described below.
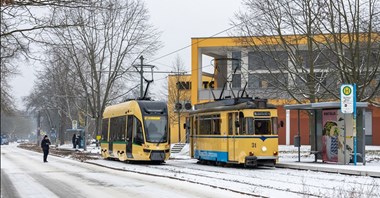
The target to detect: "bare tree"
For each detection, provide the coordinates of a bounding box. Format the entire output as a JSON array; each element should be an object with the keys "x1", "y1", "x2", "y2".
[
  {"x1": 23, "y1": 46, "x2": 84, "y2": 144},
  {"x1": 46, "y1": 0, "x2": 161, "y2": 136},
  {"x1": 0, "y1": 0, "x2": 88, "y2": 112},
  {"x1": 167, "y1": 55, "x2": 190, "y2": 142},
  {"x1": 233, "y1": 0, "x2": 380, "y2": 105}
]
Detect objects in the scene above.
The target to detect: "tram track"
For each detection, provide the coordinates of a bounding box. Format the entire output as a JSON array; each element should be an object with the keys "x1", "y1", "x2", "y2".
[
  {"x1": 142, "y1": 163, "x2": 323, "y2": 197},
  {"x1": 141, "y1": 161, "x2": 378, "y2": 197},
  {"x1": 164, "y1": 161, "x2": 377, "y2": 189}
]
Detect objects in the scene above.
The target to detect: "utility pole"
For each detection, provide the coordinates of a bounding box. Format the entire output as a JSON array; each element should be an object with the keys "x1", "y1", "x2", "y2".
[
  {"x1": 140, "y1": 55, "x2": 144, "y2": 98},
  {"x1": 177, "y1": 74, "x2": 181, "y2": 143}
]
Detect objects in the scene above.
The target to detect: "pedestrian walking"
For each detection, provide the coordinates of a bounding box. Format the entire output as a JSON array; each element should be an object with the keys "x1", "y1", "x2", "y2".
[
  {"x1": 72, "y1": 134, "x2": 77, "y2": 149},
  {"x1": 41, "y1": 135, "x2": 51, "y2": 162}
]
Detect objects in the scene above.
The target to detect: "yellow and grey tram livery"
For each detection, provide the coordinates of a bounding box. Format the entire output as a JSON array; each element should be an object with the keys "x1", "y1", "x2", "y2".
[
  {"x1": 101, "y1": 100, "x2": 170, "y2": 163},
  {"x1": 188, "y1": 98, "x2": 280, "y2": 167}
]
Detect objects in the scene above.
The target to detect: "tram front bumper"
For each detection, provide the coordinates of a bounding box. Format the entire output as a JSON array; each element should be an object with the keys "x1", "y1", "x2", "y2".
[
  {"x1": 150, "y1": 150, "x2": 165, "y2": 161},
  {"x1": 244, "y1": 156, "x2": 258, "y2": 167}
]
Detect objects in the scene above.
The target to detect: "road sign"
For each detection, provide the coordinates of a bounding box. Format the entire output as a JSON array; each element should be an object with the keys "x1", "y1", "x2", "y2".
[
  {"x1": 340, "y1": 84, "x2": 355, "y2": 114},
  {"x1": 72, "y1": 120, "x2": 78, "y2": 130}
]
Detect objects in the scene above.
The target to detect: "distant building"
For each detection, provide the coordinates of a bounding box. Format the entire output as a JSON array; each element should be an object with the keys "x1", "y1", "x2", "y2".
[
  {"x1": 167, "y1": 73, "x2": 214, "y2": 143},
  {"x1": 171, "y1": 34, "x2": 379, "y2": 145}
]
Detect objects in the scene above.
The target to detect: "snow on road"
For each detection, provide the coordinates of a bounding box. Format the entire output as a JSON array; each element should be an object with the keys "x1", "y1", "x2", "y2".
[
  {"x1": 2, "y1": 143, "x2": 380, "y2": 198},
  {"x1": 1, "y1": 144, "x2": 252, "y2": 198}
]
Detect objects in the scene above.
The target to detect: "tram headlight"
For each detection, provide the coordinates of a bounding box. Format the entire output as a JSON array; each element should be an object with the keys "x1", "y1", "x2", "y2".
[{"x1": 261, "y1": 146, "x2": 267, "y2": 152}]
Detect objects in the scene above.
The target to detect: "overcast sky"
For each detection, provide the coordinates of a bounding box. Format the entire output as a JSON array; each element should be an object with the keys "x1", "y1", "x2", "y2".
[{"x1": 10, "y1": 0, "x2": 243, "y2": 109}]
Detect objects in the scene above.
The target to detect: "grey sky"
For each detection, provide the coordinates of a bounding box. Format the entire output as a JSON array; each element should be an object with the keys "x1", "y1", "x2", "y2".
[{"x1": 10, "y1": 0, "x2": 242, "y2": 109}]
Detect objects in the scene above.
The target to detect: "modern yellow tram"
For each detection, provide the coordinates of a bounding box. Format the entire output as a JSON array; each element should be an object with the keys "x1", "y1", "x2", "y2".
[
  {"x1": 100, "y1": 100, "x2": 170, "y2": 163},
  {"x1": 188, "y1": 98, "x2": 281, "y2": 167}
]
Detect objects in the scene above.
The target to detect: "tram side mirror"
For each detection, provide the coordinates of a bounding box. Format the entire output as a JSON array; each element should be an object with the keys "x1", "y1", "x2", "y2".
[
  {"x1": 183, "y1": 123, "x2": 186, "y2": 129},
  {"x1": 235, "y1": 121, "x2": 240, "y2": 128},
  {"x1": 280, "y1": 121, "x2": 284, "y2": 127}
]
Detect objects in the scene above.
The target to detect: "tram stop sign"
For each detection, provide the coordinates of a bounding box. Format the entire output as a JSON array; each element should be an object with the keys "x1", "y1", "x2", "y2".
[{"x1": 340, "y1": 84, "x2": 355, "y2": 114}]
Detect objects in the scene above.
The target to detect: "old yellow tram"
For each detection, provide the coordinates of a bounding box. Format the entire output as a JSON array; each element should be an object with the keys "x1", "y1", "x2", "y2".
[{"x1": 188, "y1": 98, "x2": 281, "y2": 167}]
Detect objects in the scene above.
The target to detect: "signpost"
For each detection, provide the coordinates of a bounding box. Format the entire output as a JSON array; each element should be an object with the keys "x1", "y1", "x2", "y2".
[
  {"x1": 340, "y1": 84, "x2": 357, "y2": 165},
  {"x1": 72, "y1": 120, "x2": 78, "y2": 130}
]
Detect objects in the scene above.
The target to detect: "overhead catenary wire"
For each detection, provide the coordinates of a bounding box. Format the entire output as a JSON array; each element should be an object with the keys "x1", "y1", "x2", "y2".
[{"x1": 145, "y1": 18, "x2": 251, "y2": 65}]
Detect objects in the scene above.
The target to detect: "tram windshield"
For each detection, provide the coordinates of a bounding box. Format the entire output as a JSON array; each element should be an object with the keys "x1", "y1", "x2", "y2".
[
  {"x1": 144, "y1": 116, "x2": 168, "y2": 143},
  {"x1": 254, "y1": 119, "x2": 271, "y2": 135}
]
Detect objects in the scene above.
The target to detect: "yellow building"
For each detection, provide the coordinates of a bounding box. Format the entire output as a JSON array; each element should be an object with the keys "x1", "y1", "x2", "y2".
[
  {"x1": 167, "y1": 73, "x2": 214, "y2": 143},
  {"x1": 187, "y1": 35, "x2": 380, "y2": 146}
]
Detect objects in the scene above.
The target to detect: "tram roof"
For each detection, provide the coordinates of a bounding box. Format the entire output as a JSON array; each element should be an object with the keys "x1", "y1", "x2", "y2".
[
  {"x1": 284, "y1": 102, "x2": 368, "y2": 110},
  {"x1": 191, "y1": 98, "x2": 276, "y2": 114}
]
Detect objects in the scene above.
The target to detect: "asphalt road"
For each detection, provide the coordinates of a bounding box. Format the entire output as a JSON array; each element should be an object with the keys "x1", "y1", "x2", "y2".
[{"x1": 1, "y1": 144, "x2": 250, "y2": 198}]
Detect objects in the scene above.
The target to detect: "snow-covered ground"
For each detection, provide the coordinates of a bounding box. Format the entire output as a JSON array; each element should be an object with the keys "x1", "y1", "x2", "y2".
[
  {"x1": 59, "y1": 143, "x2": 380, "y2": 166},
  {"x1": 82, "y1": 143, "x2": 380, "y2": 198},
  {"x1": 4, "y1": 142, "x2": 380, "y2": 197}
]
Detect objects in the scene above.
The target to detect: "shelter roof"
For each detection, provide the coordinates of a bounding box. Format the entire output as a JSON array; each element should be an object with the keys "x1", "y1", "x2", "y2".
[{"x1": 284, "y1": 102, "x2": 368, "y2": 110}]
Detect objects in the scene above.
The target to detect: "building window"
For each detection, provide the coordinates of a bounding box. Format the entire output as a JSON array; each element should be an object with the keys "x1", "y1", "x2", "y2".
[
  {"x1": 250, "y1": 73, "x2": 287, "y2": 88},
  {"x1": 248, "y1": 74, "x2": 260, "y2": 89},
  {"x1": 248, "y1": 51, "x2": 288, "y2": 70},
  {"x1": 296, "y1": 50, "x2": 336, "y2": 69},
  {"x1": 232, "y1": 74, "x2": 241, "y2": 88},
  {"x1": 232, "y1": 51, "x2": 241, "y2": 71}
]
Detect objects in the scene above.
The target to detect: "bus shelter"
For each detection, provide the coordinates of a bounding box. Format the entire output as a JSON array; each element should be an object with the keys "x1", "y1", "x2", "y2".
[
  {"x1": 66, "y1": 129, "x2": 86, "y2": 150},
  {"x1": 284, "y1": 102, "x2": 368, "y2": 165}
]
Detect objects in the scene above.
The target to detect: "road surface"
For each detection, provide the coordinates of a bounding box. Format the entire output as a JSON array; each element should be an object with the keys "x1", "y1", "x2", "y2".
[{"x1": 1, "y1": 144, "x2": 250, "y2": 198}]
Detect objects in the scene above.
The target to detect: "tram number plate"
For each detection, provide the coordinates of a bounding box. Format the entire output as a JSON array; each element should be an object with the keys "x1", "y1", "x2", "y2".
[{"x1": 251, "y1": 143, "x2": 257, "y2": 148}]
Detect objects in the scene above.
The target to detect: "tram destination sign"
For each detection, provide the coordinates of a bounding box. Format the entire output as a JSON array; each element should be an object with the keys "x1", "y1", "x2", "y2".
[{"x1": 254, "y1": 111, "x2": 271, "y2": 116}]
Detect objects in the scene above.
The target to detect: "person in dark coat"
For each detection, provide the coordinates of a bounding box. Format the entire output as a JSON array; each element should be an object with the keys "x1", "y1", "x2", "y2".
[
  {"x1": 76, "y1": 135, "x2": 82, "y2": 148},
  {"x1": 72, "y1": 134, "x2": 77, "y2": 148},
  {"x1": 41, "y1": 135, "x2": 51, "y2": 162}
]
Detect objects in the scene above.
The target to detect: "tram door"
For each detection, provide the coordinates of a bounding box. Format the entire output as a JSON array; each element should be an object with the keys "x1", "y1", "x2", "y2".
[
  {"x1": 189, "y1": 117, "x2": 194, "y2": 158},
  {"x1": 126, "y1": 116, "x2": 133, "y2": 158},
  {"x1": 228, "y1": 113, "x2": 238, "y2": 161}
]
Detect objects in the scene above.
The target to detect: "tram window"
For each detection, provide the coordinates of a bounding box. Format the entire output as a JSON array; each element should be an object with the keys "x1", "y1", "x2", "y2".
[
  {"x1": 272, "y1": 117, "x2": 278, "y2": 135},
  {"x1": 101, "y1": 119, "x2": 109, "y2": 141},
  {"x1": 254, "y1": 119, "x2": 271, "y2": 135},
  {"x1": 193, "y1": 119, "x2": 198, "y2": 135},
  {"x1": 133, "y1": 116, "x2": 144, "y2": 145},
  {"x1": 127, "y1": 116, "x2": 133, "y2": 140},
  {"x1": 199, "y1": 116, "x2": 212, "y2": 135},
  {"x1": 228, "y1": 114, "x2": 233, "y2": 135},
  {"x1": 110, "y1": 116, "x2": 126, "y2": 141},
  {"x1": 198, "y1": 115, "x2": 221, "y2": 135},
  {"x1": 239, "y1": 112, "x2": 245, "y2": 134},
  {"x1": 144, "y1": 116, "x2": 168, "y2": 143},
  {"x1": 246, "y1": 118, "x2": 254, "y2": 135},
  {"x1": 213, "y1": 118, "x2": 221, "y2": 135}
]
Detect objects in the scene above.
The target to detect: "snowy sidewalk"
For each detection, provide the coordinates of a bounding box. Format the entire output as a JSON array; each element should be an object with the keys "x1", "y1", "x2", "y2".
[
  {"x1": 277, "y1": 145, "x2": 380, "y2": 178},
  {"x1": 276, "y1": 161, "x2": 380, "y2": 177}
]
